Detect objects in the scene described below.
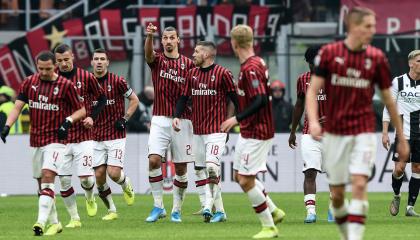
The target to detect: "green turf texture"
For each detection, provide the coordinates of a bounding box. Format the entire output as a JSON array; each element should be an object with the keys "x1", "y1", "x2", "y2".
[{"x1": 0, "y1": 192, "x2": 418, "y2": 239}]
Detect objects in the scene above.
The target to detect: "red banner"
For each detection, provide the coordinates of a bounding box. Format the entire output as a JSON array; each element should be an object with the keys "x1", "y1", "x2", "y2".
[{"x1": 340, "y1": 0, "x2": 420, "y2": 34}]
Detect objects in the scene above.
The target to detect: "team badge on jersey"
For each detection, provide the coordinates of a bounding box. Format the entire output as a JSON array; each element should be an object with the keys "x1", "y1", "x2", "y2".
[
  {"x1": 76, "y1": 81, "x2": 81, "y2": 88},
  {"x1": 53, "y1": 87, "x2": 59, "y2": 95},
  {"x1": 181, "y1": 63, "x2": 185, "y2": 70},
  {"x1": 252, "y1": 79, "x2": 260, "y2": 88},
  {"x1": 108, "y1": 84, "x2": 112, "y2": 91},
  {"x1": 365, "y1": 58, "x2": 372, "y2": 70},
  {"x1": 211, "y1": 75, "x2": 215, "y2": 81}
]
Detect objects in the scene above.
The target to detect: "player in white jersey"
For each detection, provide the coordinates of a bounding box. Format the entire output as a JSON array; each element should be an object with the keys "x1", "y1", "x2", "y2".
[{"x1": 383, "y1": 50, "x2": 420, "y2": 217}]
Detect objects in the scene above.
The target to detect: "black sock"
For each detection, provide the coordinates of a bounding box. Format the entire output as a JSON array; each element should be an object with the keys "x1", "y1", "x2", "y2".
[
  {"x1": 392, "y1": 173, "x2": 404, "y2": 195},
  {"x1": 408, "y1": 176, "x2": 420, "y2": 206}
]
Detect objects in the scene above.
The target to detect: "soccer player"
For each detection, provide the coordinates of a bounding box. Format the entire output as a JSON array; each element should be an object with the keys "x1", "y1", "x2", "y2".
[
  {"x1": 288, "y1": 45, "x2": 333, "y2": 223},
  {"x1": 144, "y1": 23, "x2": 196, "y2": 222},
  {"x1": 221, "y1": 24, "x2": 285, "y2": 239},
  {"x1": 383, "y1": 50, "x2": 420, "y2": 217},
  {"x1": 54, "y1": 44, "x2": 107, "y2": 227},
  {"x1": 306, "y1": 7, "x2": 409, "y2": 240},
  {"x1": 90, "y1": 48, "x2": 139, "y2": 220},
  {"x1": 0, "y1": 51, "x2": 86, "y2": 236},
  {"x1": 173, "y1": 41, "x2": 237, "y2": 223}
]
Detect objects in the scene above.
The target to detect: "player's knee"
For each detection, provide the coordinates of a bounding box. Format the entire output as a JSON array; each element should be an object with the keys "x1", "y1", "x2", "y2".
[
  {"x1": 175, "y1": 163, "x2": 187, "y2": 176},
  {"x1": 80, "y1": 176, "x2": 95, "y2": 189},
  {"x1": 107, "y1": 167, "x2": 121, "y2": 182},
  {"x1": 59, "y1": 175, "x2": 72, "y2": 191},
  {"x1": 233, "y1": 171, "x2": 239, "y2": 183},
  {"x1": 148, "y1": 154, "x2": 161, "y2": 170},
  {"x1": 206, "y1": 163, "x2": 219, "y2": 178},
  {"x1": 304, "y1": 169, "x2": 317, "y2": 181}
]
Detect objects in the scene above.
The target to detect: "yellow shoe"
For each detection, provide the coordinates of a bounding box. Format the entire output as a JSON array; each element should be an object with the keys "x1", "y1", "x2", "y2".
[
  {"x1": 44, "y1": 222, "x2": 63, "y2": 236},
  {"x1": 252, "y1": 226, "x2": 279, "y2": 239},
  {"x1": 65, "y1": 220, "x2": 82, "y2": 228},
  {"x1": 86, "y1": 197, "x2": 98, "y2": 217},
  {"x1": 32, "y1": 222, "x2": 44, "y2": 236},
  {"x1": 272, "y1": 208, "x2": 286, "y2": 224},
  {"x1": 123, "y1": 181, "x2": 135, "y2": 206},
  {"x1": 102, "y1": 212, "x2": 118, "y2": 221}
]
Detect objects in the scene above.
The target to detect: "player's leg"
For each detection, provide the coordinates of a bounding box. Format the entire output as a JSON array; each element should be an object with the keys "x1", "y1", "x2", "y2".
[
  {"x1": 347, "y1": 133, "x2": 376, "y2": 240},
  {"x1": 193, "y1": 134, "x2": 207, "y2": 215},
  {"x1": 390, "y1": 137, "x2": 407, "y2": 216},
  {"x1": 146, "y1": 116, "x2": 171, "y2": 222},
  {"x1": 407, "y1": 146, "x2": 420, "y2": 217},
  {"x1": 171, "y1": 163, "x2": 188, "y2": 222},
  {"x1": 303, "y1": 169, "x2": 317, "y2": 223},
  {"x1": 75, "y1": 141, "x2": 97, "y2": 217},
  {"x1": 58, "y1": 144, "x2": 81, "y2": 227},
  {"x1": 323, "y1": 133, "x2": 351, "y2": 240}
]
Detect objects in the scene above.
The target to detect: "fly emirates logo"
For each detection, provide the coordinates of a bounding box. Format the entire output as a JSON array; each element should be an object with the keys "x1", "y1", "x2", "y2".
[
  {"x1": 29, "y1": 95, "x2": 59, "y2": 111},
  {"x1": 160, "y1": 68, "x2": 185, "y2": 83},
  {"x1": 192, "y1": 82, "x2": 217, "y2": 96},
  {"x1": 331, "y1": 68, "x2": 370, "y2": 89}
]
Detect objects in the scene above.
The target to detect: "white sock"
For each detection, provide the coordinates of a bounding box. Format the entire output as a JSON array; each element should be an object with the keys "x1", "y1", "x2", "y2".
[
  {"x1": 116, "y1": 171, "x2": 129, "y2": 189},
  {"x1": 38, "y1": 183, "x2": 55, "y2": 225},
  {"x1": 59, "y1": 176, "x2": 80, "y2": 221},
  {"x1": 304, "y1": 194, "x2": 316, "y2": 215},
  {"x1": 332, "y1": 201, "x2": 349, "y2": 240},
  {"x1": 255, "y1": 179, "x2": 277, "y2": 213},
  {"x1": 80, "y1": 176, "x2": 95, "y2": 201},
  {"x1": 214, "y1": 182, "x2": 225, "y2": 213},
  {"x1": 348, "y1": 199, "x2": 368, "y2": 240},
  {"x1": 98, "y1": 182, "x2": 117, "y2": 213},
  {"x1": 204, "y1": 163, "x2": 220, "y2": 210},
  {"x1": 247, "y1": 185, "x2": 274, "y2": 227},
  {"x1": 195, "y1": 168, "x2": 207, "y2": 208},
  {"x1": 172, "y1": 174, "x2": 188, "y2": 213},
  {"x1": 47, "y1": 201, "x2": 59, "y2": 224},
  {"x1": 149, "y1": 168, "x2": 164, "y2": 208}
]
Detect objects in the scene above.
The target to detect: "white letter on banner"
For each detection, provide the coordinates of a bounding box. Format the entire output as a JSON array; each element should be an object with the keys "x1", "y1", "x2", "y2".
[
  {"x1": 0, "y1": 53, "x2": 21, "y2": 86},
  {"x1": 214, "y1": 14, "x2": 230, "y2": 44},
  {"x1": 74, "y1": 41, "x2": 89, "y2": 60},
  {"x1": 123, "y1": 18, "x2": 138, "y2": 50},
  {"x1": 386, "y1": 18, "x2": 401, "y2": 52},
  {"x1": 85, "y1": 21, "x2": 104, "y2": 52},
  {"x1": 178, "y1": 16, "x2": 194, "y2": 48},
  {"x1": 267, "y1": 14, "x2": 279, "y2": 42},
  {"x1": 12, "y1": 45, "x2": 36, "y2": 76},
  {"x1": 101, "y1": 19, "x2": 123, "y2": 51}
]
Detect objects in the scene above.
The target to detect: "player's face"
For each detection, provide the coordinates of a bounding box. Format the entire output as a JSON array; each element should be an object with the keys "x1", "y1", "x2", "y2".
[
  {"x1": 409, "y1": 55, "x2": 420, "y2": 75},
  {"x1": 161, "y1": 31, "x2": 179, "y2": 53},
  {"x1": 91, "y1": 53, "x2": 109, "y2": 75},
  {"x1": 192, "y1": 46, "x2": 205, "y2": 67},
  {"x1": 37, "y1": 59, "x2": 55, "y2": 80},
  {"x1": 353, "y1": 15, "x2": 376, "y2": 45},
  {"x1": 55, "y1": 51, "x2": 74, "y2": 72}
]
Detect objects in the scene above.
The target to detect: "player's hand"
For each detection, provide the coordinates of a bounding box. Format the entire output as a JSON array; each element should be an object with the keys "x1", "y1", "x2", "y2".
[
  {"x1": 309, "y1": 121, "x2": 322, "y2": 141},
  {"x1": 382, "y1": 133, "x2": 390, "y2": 150},
  {"x1": 58, "y1": 118, "x2": 72, "y2": 140},
  {"x1": 221, "y1": 116, "x2": 238, "y2": 133},
  {"x1": 172, "y1": 118, "x2": 181, "y2": 132},
  {"x1": 115, "y1": 118, "x2": 128, "y2": 131},
  {"x1": 83, "y1": 117, "x2": 94, "y2": 129},
  {"x1": 288, "y1": 132, "x2": 297, "y2": 149},
  {"x1": 396, "y1": 138, "x2": 410, "y2": 163},
  {"x1": 146, "y1": 23, "x2": 157, "y2": 36},
  {"x1": 1, "y1": 125, "x2": 10, "y2": 143}
]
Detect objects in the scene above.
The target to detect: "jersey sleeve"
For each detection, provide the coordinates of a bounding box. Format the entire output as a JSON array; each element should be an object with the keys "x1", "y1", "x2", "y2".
[
  {"x1": 222, "y1": 69, "x2": 236, "y2": 92},
  {"x1": 117, "y1": 76, "x2": 133, "y2": 98},
  {"x1": 89, "y1": 73, "x2": 106, "y2": 98},
  {"x1": 147, "y1": 52, "x2": 162, "y2": 69},
  {"x1": 182, "y1": 70, "x2": 192, "y2": 96},
  {"x1": 244, "y1": 66, "x2": 268, "y2": 98},
  {"x1": 296, "y1": 75, "x2": 305, "y2": 99},
  {"x1": 66, "y1": 82, "x2": 84, "y2": 110},
  {"x1": 374, "y1": 51, "x2": 392, "y2": 90},
  {"x1": 382, "y1": 77, "x2": 398, "y2": 122},
  {"x1": 17, "y1": 78, "x2": 30, "y2": 103},
  {"x1": 313, "y1": 46, "x2": 330, "y2": 78}
]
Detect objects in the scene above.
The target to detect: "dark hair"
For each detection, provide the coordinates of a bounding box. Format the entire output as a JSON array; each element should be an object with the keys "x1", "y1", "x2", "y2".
[
  {"x1": 54, "y1": 43, "x2": 72, "y2": 54},
  {"x1": 36, "y1": 51, "x2": 56, "y2": 64},
  {"x1": 196, "y1": 41, "x2": 217, "y2": 50},
  {"x1": 304, "y1": 45, "x2": 321, "y2": 65},
  {"x1": 93, "y1": 48, "x2": 110, "y2": 60},
  {"x1": 163, "y1": 26, "x2": 179, "y2": 37}
]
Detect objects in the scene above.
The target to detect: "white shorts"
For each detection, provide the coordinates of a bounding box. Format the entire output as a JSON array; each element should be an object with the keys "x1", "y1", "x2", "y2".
[
  {"x1": 148, "y1": 116, "x2": 193, "y2": 163},
  {"x1": 301, "y1": 134, "x2": 323, "y2": 172},
  {"x1": 32, "y1": 143, "x2": 66, "y2": 179},
  {"x1": 193, "y1": 133, "x2": 227, "y2": 168},
  {"x1": 323, "y1": 132, "x2": 377, "y2": 185},
  {"x1": 59, "y1": 140, "x2": 94, "y2": 176},
  {"x1": 233, "y1": 135, "x2": 273, "y2": 176},
  {"x1": 93, "y1": 138, "x2": 126, "y2": 168}
]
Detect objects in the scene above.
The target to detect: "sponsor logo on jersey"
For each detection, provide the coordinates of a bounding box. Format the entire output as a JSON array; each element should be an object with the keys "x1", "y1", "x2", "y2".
[
  {"x1": 191, "y1": 82, "x2": 217, "y2": 96},
  {"x1": 29, "y1": 95, "x2": 59, "y2": 111},
  {"x1": 159, "y1": 69, "x2": 186, "y2": 83}
]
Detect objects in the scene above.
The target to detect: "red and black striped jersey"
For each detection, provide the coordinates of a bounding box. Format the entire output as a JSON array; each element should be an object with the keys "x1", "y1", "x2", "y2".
[
  {"x1": 147, "y1": 52, "x2": 194, "y2": 119},
  {"x1": 58, "y1": 67, "x2": 105, "y2": 143},
  {"x1": 296, "y1": 71, "x2": 327, "y2": 134},
  {"x1": 182, "y1": 64, "x2": 236, "y2": 134},
  {"x1": 237, "y1": 56, "x2": 274, "y2": 140},
  {"x1": 314, "y1": 41, "x2": 391, "y2": 135},
  {"x1": 17, "y1": 74, "x2": 83, "y2": 147},
  {"x1": 94, "y1": 72, "x2": 133, "y2": 141}
]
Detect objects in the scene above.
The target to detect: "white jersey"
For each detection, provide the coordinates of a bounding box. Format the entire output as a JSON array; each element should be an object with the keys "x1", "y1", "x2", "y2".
[{"x1": 383, "y1": 73, "x2": 420, "y2": 140}]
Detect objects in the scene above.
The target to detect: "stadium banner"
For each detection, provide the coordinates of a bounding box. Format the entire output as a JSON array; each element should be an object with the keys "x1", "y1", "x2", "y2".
[
  {"x1": 0, "y1": 133, "x2": 407, "y2": 195},
  {"x1": 0, "y1": 5, "x2": 289, "y2": 90},
  {"x1": 340, "y1": 0, "x2": 420, "y2": 34}
]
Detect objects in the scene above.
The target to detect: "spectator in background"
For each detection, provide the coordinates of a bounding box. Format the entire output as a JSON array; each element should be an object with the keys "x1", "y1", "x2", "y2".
[
  {"x1": 0, "y1": 85, "x2": 24, "y2": 135},
  {"x1": 127, "y1": 86, "x2": 154, "y2": 132},
  {"x1": 271, "y1": 80, "x2": 293, "y2": 133}
]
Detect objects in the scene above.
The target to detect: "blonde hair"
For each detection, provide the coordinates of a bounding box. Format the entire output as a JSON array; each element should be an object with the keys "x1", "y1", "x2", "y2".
[
  {"x1": 230, "y1": 24, "x2": 253, "y2": 49},
  {"x1": 345, "y1": 7, "x2": 375, "y2": 28},
  {"x1": 408, "y1": 50, "x2": 420, "y2": 61}
]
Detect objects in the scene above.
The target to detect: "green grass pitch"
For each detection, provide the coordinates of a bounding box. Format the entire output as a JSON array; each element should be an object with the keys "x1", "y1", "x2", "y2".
[{"x1": 0, "y1": 192, "x2": 419, "y2": 239}]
